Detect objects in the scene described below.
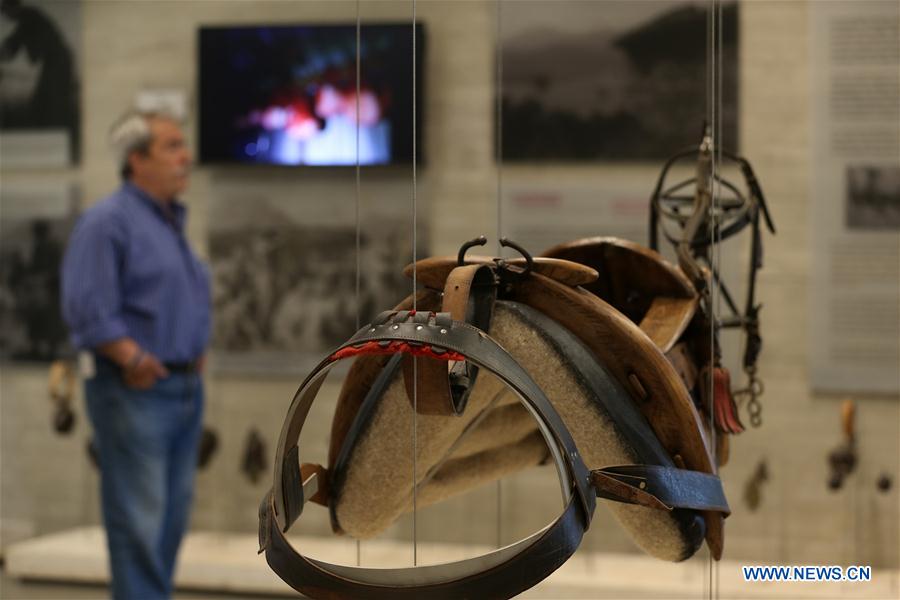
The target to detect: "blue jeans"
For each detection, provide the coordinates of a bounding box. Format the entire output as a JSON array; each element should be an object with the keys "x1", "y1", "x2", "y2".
[{"x1": 85, "y1": 360, "x2": 203, "y2": 600}]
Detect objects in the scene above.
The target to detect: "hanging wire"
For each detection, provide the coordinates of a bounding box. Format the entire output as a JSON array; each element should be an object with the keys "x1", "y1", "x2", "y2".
[
  {"x1": 494, "y1": 0, "x2": 504, "y2": 551},
  {"x1": 712, "y1": 4, "x2": 719, "y2": 598},
  {"x1": 704, "y1": 5, "x2": 710, "y2": 599},
  {"x1": 705, "y1": 2, "x2": 716, "y2": 599},
  {"x1": 713, "y1": 3, "x2": 724, "y2": 596},
  {"x1": 707, "y1": 2, "x2": 726, "y2": 599},
  {"x1": 411, "y1": 0, "x2": 418, "y2": 568},
  {"x1": 354, "y1": 3, "x2": 361, "y2": 334},
  {"x1": 496, "y1": 0, "x2": 504, "y2": 255},
  {"x1": 707, "y1": 0, "x2": 720, "y2": 460},
  {"x1": 354, "y1": 0, "x2": 362, "y2": 568},
  {"x1": 714, "y1": 0, "x2": 724, "y2": 334}
]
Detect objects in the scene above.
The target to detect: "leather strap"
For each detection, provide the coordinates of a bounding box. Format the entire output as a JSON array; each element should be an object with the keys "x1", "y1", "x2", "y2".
[
  {"x1": 261, "y1": 491, "x2": 585, "y2": 600},
  {"x1": 402, "y1": 264, "x2": 497, "y2": 416},
  {"x1": 638, "y1": 296, "x2": 698, "y2": 354},
  {"x1": 593, "y1": 465, "x2": 730, "y2": 514},
  {"x1": 442, "y1": 264, "x2": 494, "y2": 322},
  {"x1": 262, "y1": 312, "x2": 596, "y2": 598},
  {"x1": 261, "y1": 311, "x2": 731, "y2": 598}
]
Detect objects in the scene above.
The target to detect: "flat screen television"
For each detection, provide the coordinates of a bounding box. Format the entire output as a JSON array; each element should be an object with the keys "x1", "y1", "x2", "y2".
[{"x1": 198, "y1": 23, "x2": 424, "y2": 166}]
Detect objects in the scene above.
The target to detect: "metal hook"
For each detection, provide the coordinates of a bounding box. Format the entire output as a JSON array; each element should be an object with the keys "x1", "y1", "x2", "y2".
[
  {"x1": 457, "y1": 236, "x2": 487, "y2": 266},
  {"x1": 498, "y1": 237, "x2": 533, "y2": 277}
]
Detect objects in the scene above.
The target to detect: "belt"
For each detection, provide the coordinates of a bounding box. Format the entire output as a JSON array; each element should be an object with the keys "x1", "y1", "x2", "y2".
[
  {"x1": 163, "y1": 361, "x2": 199, "y2": 373},
  {"x1": 95, "y1": 355, "x2": 199, "y2": 374}
]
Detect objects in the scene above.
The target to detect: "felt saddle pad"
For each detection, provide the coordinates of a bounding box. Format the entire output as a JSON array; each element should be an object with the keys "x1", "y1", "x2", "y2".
[
  {"x1": 329, "y1": 300, "x2": 706, "y2": 561},
  {"x1": 326, "y1": 246, "x2": 721, "y2": 561}
]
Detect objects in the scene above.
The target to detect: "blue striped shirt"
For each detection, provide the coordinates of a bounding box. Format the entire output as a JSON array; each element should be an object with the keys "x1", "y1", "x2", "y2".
[{"x1": 61, "y1": 182, "x2": 211, "y2": 362}]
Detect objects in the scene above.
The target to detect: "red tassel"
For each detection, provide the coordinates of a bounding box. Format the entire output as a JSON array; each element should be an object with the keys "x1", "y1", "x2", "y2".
[{"x1": 712, "y1": 367, "x2": 745, "y2": 434}]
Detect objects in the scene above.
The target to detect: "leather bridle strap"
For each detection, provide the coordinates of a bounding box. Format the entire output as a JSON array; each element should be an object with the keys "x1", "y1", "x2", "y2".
[
  {"x1": 261, "y1": 492, "x2": 585, "y2": 600},
  {"x1": 260, "y1": 311, "x2": 596, "y2": 599},
  {"x1": 401, "y1": 264, "x2": 497, "y2": 416}
]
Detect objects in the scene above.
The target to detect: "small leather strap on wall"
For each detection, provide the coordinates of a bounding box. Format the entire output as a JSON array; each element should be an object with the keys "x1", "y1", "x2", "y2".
[{"x1": 402, "y1": 265, "x2": 497, "y2": 416}]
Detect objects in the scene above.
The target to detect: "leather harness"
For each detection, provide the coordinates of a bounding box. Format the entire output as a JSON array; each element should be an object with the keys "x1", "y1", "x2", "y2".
[{"x1": 259, "y1": 309, "x2": 728, "y2": 599}]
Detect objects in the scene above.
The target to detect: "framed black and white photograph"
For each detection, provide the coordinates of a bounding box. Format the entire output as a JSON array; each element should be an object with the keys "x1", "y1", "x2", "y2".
[
  {"x1": 500, "y1": 0, "x2": 738, "y2": 161},
  {"x1": 0, "y1": 181, "x2": 78, "y2": 362},
  {"x1": 0, "y1": 0, "x2": 81, "y2": 166},
  {"x1": 209, "y1": 196, "x2": 419, "y2": 374},
  {"x1": 846, "y1": 165, "x2": 900, "y2": 230}
]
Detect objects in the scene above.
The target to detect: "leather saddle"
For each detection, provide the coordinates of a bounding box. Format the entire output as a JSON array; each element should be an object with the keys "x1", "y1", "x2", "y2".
[{"x1": 259, "y1": 236, "x2": 735, "y2": 599}]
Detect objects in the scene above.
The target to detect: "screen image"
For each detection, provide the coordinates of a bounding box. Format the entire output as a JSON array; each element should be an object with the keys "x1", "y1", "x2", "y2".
[{"x1": 199, "y1": 23, "x2": 424, "y2": 166}]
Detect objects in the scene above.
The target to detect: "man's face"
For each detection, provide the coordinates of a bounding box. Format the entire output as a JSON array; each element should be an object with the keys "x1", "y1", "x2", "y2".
[{"x1": 130, "y1": 118, "x2": 192, "y2": 200}]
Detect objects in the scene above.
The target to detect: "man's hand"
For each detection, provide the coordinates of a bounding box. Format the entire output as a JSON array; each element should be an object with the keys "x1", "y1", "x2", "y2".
[
  {"x1": 123, "y1": 352, "x2": 169, "y2": 390},
  {"x1": 97, "y1": 338, "x2": 169, "y2": 390}
]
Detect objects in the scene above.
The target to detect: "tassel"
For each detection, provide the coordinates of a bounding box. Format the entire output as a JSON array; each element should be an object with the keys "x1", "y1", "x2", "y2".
[{"x1": 712, "y1": 367, "x2": 745, "y2": 434}]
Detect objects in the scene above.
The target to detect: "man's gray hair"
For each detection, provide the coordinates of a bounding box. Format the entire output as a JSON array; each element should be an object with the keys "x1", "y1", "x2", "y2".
[{"x1": 109, "y1": 109, "x2": 181, "y2": 180}]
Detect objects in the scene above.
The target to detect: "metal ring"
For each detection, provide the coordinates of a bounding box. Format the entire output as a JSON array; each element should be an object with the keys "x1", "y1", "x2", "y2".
[
  {"x1": 748, "y1": 398, "x2": 762, "y2": 416},
  {"x1": 750, "y1": 379, "x2": 765, "y2": 396}
]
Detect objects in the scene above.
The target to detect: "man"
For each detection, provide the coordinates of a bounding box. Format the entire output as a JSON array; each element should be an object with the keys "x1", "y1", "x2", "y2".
[{"x1": 61, "y1": 110, "x2": 210, "y2": 600}]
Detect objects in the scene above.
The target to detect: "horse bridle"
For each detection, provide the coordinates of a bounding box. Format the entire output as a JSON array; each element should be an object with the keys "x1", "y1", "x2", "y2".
[{"x1": 648, "y1": 130, "x2": 776, "y2": 427}]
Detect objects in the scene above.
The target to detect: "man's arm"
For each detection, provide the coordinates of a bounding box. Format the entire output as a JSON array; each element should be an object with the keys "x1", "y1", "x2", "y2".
[{"x1": 61, "y1": 210, "x2": 167, "y2": 389}]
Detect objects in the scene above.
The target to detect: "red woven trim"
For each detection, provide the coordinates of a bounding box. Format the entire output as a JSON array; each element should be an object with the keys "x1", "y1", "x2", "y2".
[{"x1": 331, "y1": 340, "x2": 465, "y2": 362}]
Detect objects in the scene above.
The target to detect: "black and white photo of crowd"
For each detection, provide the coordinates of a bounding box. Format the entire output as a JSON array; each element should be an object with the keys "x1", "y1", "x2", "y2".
[
  {"x1": 209, "y1": 197, "x2": 417, "y2": 373},
  {"x1": 0, "y1": 189, "x2": 76, "y2": 361}
]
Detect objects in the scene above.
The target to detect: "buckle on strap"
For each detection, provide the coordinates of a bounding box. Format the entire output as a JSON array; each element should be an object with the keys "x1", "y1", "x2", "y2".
[
  {"x1": 592, "y1": 470, "x2": 672, "y2": 511},
  {"x1": 591, "y1": 465, "x2": 730, "y2": 515}
]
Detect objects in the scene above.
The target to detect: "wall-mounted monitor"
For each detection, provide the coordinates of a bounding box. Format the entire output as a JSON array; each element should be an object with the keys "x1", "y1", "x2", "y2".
[{"x1": 198, "y1": 23, "x2": 424, "y2": 167}]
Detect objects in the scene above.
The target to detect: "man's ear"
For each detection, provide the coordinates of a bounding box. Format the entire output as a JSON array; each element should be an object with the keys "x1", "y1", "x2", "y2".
[{"x1": 127, "y1": 149, "x2": 146, "y2": 175}]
